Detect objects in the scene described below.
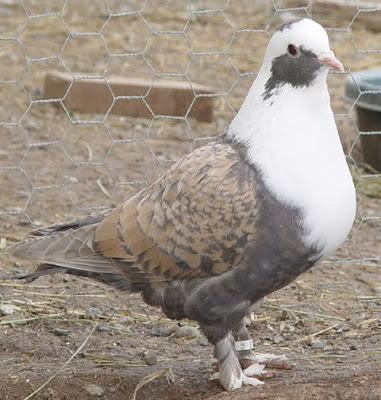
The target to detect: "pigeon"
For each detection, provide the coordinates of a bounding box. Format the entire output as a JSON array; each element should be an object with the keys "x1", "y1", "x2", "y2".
[{"x1": 7, "y1": 19, "x2": 356, "y2": 391}]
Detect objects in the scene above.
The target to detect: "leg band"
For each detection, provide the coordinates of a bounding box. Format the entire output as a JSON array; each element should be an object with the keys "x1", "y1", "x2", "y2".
[{"x1": 235, "y1": 339, "x2": 254, "y2": 351}]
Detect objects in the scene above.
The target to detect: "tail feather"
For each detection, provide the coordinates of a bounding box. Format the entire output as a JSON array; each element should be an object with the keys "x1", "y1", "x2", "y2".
[
  {"x1": 11, "y1": 225, "x2": 96, "y2": 261},
  {"x1": 3, "y1": 263, "x2": 133, "y2": 291},
  {"x1": 7, "y1": 213, "x2": 124, "y2": 281},
  {"x1": 5, "y1": 211, "x2": 161, "y2": 291},
  {"x1": 30, "y1": 211, "x2": 110, "y2": 236}
]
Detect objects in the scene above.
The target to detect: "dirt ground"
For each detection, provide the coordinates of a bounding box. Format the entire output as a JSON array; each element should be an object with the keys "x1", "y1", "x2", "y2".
[{"x1": 1, "y1": 1, "x2": 381, "y2": 399}]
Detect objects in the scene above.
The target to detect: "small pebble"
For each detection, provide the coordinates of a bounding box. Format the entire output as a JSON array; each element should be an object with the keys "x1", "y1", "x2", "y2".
[
  {"x1": 310, "y1": 339, "x2": 325, "y2": 349},
  {"x1": 333, "y1": 324, "x2": 349, "y2": 333},
  {"x1": 1, "y1": 312, "x2": 22, "y2": 324},
  {"x1": 0, "y1": 304, "x2": 19, "y2": 316},
  {"x1": 142, "y1": 352, "x2": 158, "y2": 366},
  {"x1": 350, "y1": 345, "x2": 358, "y2": 350},
  {"x1": 197, "y1": 337, "x2": 209, "y2": 347},
  {"x1": 273, "y1": 334, "x2": 284, "y2": 344},
  {"x1": 53, "y1": 328, "x2": 69, "y2": 337},
  {"x1": 150, "y1": 323, "x2": 170, "y2": 337},
  {"x1": 170, "y1": 325, "x2": 201, "y2": 338},
  {"x1": 85, "y1": 383, "x2": 104, "y2": 397},
  {"x1": 86, "y1": 308, "x2": 101, "y2": 318},
  {"x1": 279, "y1": 310, "x2": 289, "y2": 321},
  {"x1": 96, "y1": 325, "x2": 111, "y2": 332}
]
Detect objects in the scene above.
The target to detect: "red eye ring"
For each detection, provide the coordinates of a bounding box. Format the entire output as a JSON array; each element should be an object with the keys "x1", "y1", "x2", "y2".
[{"x1": 288, "y1": 44, "x2": 299, "y2": 57}]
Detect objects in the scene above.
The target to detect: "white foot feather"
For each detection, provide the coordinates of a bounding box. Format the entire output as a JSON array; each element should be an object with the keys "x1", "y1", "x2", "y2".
[
  {"x1": 243, "y1": 363, "x2": 266, "y2": 376},
  {"x1": 213, "y1": 338, "x2": 288, "y2": 390},
  {"x1": 242, "y1": 374, "x2": 264, "y2": 386},
  {"x1": 211, "y1": 371, "x2": 263, "y2": 389}
]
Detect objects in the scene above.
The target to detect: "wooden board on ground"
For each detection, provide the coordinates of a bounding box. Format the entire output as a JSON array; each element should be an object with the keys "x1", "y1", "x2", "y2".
[{"x1": 43, "y1": 72, "x2": 215, "y2": 122}]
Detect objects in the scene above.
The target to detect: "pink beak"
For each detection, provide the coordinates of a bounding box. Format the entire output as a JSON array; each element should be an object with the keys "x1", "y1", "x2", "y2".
[{"x1": 317, "y1": 51, "x2": 344, "y2": 72}]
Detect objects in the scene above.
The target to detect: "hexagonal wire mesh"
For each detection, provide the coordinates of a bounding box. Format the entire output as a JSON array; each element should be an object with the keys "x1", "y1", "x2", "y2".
[{"x1": 0, "y1": 0, "x2": 380, "y2": 394}]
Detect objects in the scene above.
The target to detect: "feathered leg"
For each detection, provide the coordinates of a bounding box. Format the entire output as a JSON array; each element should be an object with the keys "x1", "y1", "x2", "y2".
[
  {"x1": 213, "y1": 333, "x2": 263, "y2": 391},
  {"x1": 232, "y1": 319, "x2": 276, "y2": 380},
  {"x1": 184, "y1": 273, "x2": 271, "y2": 390},
  {"x1": 232, "y1": 319, "x2": 256, "y2": 369}
]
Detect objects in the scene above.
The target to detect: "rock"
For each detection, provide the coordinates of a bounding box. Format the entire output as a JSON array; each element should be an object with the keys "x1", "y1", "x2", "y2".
[
  {"x1": 0, "y1": 311, "x2": 23, "y2": 325},
  {"x1": 197, "y1": 337, "x2": 209, "y2": 347},
  {"x1": 279, "y1": 310, "x2": 289, "y2": 321},
  {"x1": 273, "y1": 334, "x2": 284, "y2": 344},
  {"x1": 86, "y1": 308, "x2": 101, "y2": 318},
  {"x1": 0, "y1": 304, "x2": 20, "y2": 316},
  {"x1": 333, "y1": 324, "x2": 349, "y2": 333},
  {"x1": 370, "y1": 336, "x2": 378, "y2": 344},
  {"x1": 142, "y1": 351, "x2": 158, "y2": 366},
  {"x1": 310, "y1": 339, "x2": 326, "y2": 349},
  {"x1": 53, "y1": 328, "x2": 69, "y2": 337},
  {"x1": 322, "y1": 345, "x2": 336, "y2": 352},
  {"x1": 150, "y1": 323, "x2": 170, "y2": 337},
  {"x1": 84, "y1": 383, "x2": 104, "y2": 397},
  {"x1": 96, "y1": 325, "x2": 111, "y2": 332},
  {"x1": 170, "y1": 325, "x2": 201, "y2": 338}
]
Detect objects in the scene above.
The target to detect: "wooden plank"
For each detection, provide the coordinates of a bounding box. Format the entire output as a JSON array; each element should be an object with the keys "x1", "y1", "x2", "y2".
[{"x1": 43, "y1": 72, "x2": 215, "y2": 122}]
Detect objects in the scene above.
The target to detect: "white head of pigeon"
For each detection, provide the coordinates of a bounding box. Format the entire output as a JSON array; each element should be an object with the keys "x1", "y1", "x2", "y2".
[
  {"x1": 263, "y1": 18, "x2": 344, "y2": 80},
  {"x1": 228, "y1": 18, "x2": 355, "y2": 264}
]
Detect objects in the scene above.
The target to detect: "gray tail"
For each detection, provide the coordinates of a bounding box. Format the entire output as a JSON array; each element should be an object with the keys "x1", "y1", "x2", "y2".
[
  {"x1": 1, "y1": 264, "x2": 133, "y2": 291},
  {"x1": 4, "y1": 212, "x2": 133, "y2": 291}
]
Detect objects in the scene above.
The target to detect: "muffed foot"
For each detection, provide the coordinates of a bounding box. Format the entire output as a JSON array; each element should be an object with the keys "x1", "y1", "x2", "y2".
[
  {"x1": 242, "y1": 374, "x2": 264, "y2": 387},
  {"x1": 238, "y1": 353, "x2": 292, "y2": 381},
  {"x1": 234, "y1": 339, "x2": 274, "y2": 375},
  {"x1": 213, "y1": 334, "x2": 264, "y2": 391},
  {"x1": 234, "y1": 340, "x2": 257, "y2": 369},
  {"x1": 232, "y1": 320, "x2": 292, "y2": 383}
]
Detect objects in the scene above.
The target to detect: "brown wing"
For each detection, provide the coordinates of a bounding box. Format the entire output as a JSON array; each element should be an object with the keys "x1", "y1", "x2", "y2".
[{"x1": 94, "y1": 141, "x2": 257, "y2": 282}]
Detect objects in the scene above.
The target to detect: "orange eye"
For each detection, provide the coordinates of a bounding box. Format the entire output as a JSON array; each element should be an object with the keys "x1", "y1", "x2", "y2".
[{"x1": 288, "y1": 44, "x2": 299, "y2": 57}]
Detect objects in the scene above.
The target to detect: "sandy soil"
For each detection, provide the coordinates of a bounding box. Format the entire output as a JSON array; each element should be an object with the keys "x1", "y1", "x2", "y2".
[{"x1": 0, "y1": 1, "x2": 380, "y2": 399}]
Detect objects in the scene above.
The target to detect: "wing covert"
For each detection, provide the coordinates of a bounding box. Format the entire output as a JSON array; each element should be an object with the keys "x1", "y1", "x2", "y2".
[{"x1": 95, "y1": 141, "x2": 257, "y2": 281}]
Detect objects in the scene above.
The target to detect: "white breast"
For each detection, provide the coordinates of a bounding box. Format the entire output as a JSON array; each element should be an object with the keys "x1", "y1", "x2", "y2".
[{"x1": 229, "y1": 78, "x2": 356, "y2": 260}]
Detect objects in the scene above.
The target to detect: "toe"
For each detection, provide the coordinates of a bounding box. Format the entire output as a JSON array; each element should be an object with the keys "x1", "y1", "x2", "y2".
[
  {"x1": 242, "y1": 374, "x2": 264, "y2": 386},
  {"x1": 243, "y1": 363, "x2": 265, "y2": 376},
  {"x1": 254, "y1": 353, "x2": 293, "y2": 370},
  {"x1": 244, "y1": 363, "x2": 273, "y2": 379},
  {"x1": 239, "y1": 353, "x2": 257, "y2": 369}
]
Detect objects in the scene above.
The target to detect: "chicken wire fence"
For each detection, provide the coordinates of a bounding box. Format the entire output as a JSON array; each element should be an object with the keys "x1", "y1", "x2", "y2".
[{"x1": 0, "y1": 1, "x2": 380, "y2": 315}]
